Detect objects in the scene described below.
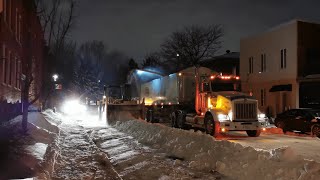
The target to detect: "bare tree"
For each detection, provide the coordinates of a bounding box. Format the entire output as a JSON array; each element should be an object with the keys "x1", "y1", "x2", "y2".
[
  {"x1": 20, "y1": 0, "x2": 77, "y2": 132},
  {"x1": 72, "y1": 41, "x2": 109, "y2": 100},
  {"x1": 141, "y1": 52, "x2": 162, "y2": 68},
  {"x1": 160, "y1": 24, "x2": 224, "y2": 71}
]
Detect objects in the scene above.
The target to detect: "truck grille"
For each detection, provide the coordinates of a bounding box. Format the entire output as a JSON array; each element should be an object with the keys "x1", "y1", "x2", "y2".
[{"x1": 234, "y1": 102, "x2": 257, "y2": 120}]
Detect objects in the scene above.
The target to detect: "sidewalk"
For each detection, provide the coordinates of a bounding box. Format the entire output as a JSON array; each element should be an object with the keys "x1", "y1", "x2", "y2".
[
  {"x1": 0, "y1": 112, "x2": 56, "y2": 179},
  {"x1": 0, "y1": 111, "x2": 121, "y2": 179}
]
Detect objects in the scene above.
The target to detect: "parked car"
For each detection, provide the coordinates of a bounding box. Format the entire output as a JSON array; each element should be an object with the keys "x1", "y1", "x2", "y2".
[{"x1": 275, "y1": 109, "x2": 320, "y2": 137}]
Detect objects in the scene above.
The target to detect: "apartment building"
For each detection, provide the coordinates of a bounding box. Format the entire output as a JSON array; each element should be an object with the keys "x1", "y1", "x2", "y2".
[
  {"x1": 0, "y1": 0, "x2": 44, "y2": 104},
  {"x1": 240, "y1": 20, "x2": 320, "y2": 117}
]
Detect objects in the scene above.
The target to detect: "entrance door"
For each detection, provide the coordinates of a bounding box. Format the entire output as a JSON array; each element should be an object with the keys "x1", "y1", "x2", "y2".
[{"x1": 282, "y1": 92, "x2": 287, "y2": 112}]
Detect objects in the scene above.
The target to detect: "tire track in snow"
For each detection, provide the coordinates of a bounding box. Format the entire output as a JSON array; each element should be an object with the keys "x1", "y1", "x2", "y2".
[{"x1": 48, "y1": 125, "x2": 121, "y2": 179}]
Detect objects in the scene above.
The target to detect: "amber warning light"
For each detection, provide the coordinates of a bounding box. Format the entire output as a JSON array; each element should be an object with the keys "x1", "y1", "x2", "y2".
[{"x1": 212, "y1": 75, "x2": 240, "y2": 80}]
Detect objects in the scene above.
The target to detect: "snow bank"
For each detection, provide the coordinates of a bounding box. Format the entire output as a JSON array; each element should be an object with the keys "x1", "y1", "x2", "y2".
[{"x1": 114, "y1": 120, "x2": 320, "y2": 180}]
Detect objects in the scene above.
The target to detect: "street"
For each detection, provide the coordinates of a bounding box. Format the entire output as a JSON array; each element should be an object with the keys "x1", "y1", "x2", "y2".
[{"x1": 222, "y1": 131, "x2": 320, "y2": 162}]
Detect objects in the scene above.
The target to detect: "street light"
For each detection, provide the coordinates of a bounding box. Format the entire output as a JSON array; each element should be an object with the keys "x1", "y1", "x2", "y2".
[
  {"x1": 176, "y1": 53, "x2": 180, "y2": 57},
  {"x1": 52, "y1": 74, "x2": 58, "y2": 82}
]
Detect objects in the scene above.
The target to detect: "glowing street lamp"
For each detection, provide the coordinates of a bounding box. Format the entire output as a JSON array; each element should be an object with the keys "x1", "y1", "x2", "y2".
[
  {"x1": 176, "y1": 53, "x2": 180, "y2": 57},
  {"x1": 52, "y1": 74, "x2": 59, "y2": 82}
]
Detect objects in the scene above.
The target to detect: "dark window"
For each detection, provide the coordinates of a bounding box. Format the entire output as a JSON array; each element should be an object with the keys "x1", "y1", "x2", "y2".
[
  {"x1": 249, "y1": 57, "x2": 253, "y2": 74},
  {"x1": 280, "y1": 49, "x2": 287, "y2": 69},
  {"x1": 261, "y1": 53, "x2": 266, "y2": 72},
  {"x1": 260, "y1": 89, "x2": 266, "y2": 106}
]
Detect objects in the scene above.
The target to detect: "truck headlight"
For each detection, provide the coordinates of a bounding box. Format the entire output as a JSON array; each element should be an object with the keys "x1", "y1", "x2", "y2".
[
  {"x1": 258, "y1": 113, "x2": 266, "y2": 119},
  {"x1": 218, "y1": 114, "x2": 229, "y2": 121}
]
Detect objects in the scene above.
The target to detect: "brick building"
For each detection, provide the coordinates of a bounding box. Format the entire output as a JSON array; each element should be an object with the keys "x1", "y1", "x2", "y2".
[{"x1": 0, "y1": 0, "x2": 44, "y2": 105}]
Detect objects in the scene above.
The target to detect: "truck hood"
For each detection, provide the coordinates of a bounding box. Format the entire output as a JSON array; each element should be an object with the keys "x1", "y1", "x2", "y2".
[{"x1": 211, "y1": 91, "x2": 256, "y2": 101}]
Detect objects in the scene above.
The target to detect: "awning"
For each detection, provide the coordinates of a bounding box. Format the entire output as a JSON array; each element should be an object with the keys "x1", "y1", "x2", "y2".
[{"x1": 269, "y1": 84, "x2": 292, "y2": 92}]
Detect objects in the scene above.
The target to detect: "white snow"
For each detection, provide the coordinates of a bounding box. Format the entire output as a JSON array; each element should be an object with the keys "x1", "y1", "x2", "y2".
[
  {"x1": 113, "y1": 119, "x2": 320, "y2": 180},
  {"x1": 25, "y1": 143, "x2": 48, "y2": 161}
]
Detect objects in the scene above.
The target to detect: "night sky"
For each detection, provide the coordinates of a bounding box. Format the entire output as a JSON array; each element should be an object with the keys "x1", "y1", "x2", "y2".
[{"x1": 72, "y1": 0, "x2": 320, "y2": 61}]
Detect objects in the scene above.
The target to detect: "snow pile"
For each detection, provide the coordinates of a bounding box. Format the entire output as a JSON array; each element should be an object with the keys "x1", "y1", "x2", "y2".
[{"x1": 114, "y1": 120, "x2": 320, "y2": 180}]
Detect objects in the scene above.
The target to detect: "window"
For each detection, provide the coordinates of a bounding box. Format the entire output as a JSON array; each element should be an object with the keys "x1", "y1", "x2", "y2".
[
  {"x1": 249, "y1": 57, "x2": 254, "y2": 74},
  {"x1": 1, "y1": 44, "x2": 5, "y2": 83},
  {"x1": 3, "y1": 0, "x2": 6, "y2": 22},
  {"x1": 281, "y1": 49, "x2": 287, "y2": 69},
  {"x1": 8, "y1": 0, "x2": 11, "y2": 28},
  {"x1": 8, "y1": 51, "x2": 11, "y2": 85},
  {"x1": 15, "y1": 8, "x2": 18, "y2": 38},
  {"x1": 18, "y1": 15, "x2": 21, "y2": 42},
  {"x1": 17, "y1": 60, "x2": 21, "y2": 89},
  {"x1": 261, "y1": 53, "x2": 266, "y2": 72},
  {"x1": 12, "y1": 56, "x2": 16, "y2": 87},
  {"x1": 15, "y1": 57, "x2": 20, "y2": 88},
  {"x1": 260, "y1": 89, "x2": 266, "y2": 107}
]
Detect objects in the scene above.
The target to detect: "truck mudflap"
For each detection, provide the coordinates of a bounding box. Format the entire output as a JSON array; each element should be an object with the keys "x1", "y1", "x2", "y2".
[{"x1": 219, "y1": 121, "x2": 266, "y2": 131}]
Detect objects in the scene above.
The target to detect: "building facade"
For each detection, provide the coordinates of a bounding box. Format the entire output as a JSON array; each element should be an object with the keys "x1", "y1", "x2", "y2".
[
  {"x1": 240, "y1": 20, "x2": 320, "y2": 117},
  {"x1": 0, "y1": 0, "x2": 44, "y2": 104}
]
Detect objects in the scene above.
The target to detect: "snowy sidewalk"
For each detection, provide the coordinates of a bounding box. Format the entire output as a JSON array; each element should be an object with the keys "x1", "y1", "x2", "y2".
[
  {"x1": 40, "y1": 110, "x2": 121, "y2": 179},
  {"x1": 0, "y1": 112, "x2": 57, "y2": 179}
]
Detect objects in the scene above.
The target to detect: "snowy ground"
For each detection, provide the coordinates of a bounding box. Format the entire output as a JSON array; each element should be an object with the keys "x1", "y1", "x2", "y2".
[
  {"x1": 221, "y1": 131, "x2": 320, "y2": 163},
  {"x1": 39, "y1": 110, "x2": 120, "y2": 179},
  {"x1": 41, "y1": 110, "x2": 224, "y2": 179},
  {"x1": 6, "y1": 110, "x2": 320, "y2": 179},
  {"x1": 110, "y1": 114, "x2": 320, "y2": 180}
]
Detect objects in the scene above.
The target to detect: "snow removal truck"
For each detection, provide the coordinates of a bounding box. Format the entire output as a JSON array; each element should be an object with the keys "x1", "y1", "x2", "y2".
[
  {"x1": 103, "y1": 84, "x2": 145, "y2": 122},
  {"x1": 140, "y1": 67, "x2": 267, "y2": 137}
]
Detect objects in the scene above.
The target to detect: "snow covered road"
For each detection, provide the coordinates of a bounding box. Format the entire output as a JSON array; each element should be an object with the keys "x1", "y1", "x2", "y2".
[{"x1": 222, "y1": 131, "x2": 320, "y2": 163}]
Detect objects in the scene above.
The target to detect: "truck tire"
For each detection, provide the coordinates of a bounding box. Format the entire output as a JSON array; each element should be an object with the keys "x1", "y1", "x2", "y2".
[
  {"x1": 145, "y1": 109, "x2": 151, "y2": 122},
  {"x1": 177, "y1": 111, "x2": 186, "y2": 129},
  {"x1": 146, "y1": 109, "x2": 154, "y2": 123},
  {"x1": 170, "y1": 112, "x2": 178, "y2": 128},
  {"x1": 311, "y1": 124, "x2": 320, "y2": 138},
  {"x1": 204, "y1": 114, "x2": 220, "y2": 137},
  {"x1": 246, "y1": 130, "x2": 261, "y2": 137}
]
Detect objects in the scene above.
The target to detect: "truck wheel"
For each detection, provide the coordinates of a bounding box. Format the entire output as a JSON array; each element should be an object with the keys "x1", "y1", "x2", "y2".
[
  {"x1": 204, "y1": 114, "x2": 219, "y2": 137},
  {"x1": 246, "y1": 130, "x2": 261, "y2": 137},
  {"x1": 146, "y1": 109, "x2": 154, "y2": 123},
  {"x1": 276, "y1": 121, "x2": 287, "y2": 133},
  {"x1": 311, "y1": 124, "x2": 320, "y2": 138},
  {"x1": 177, "y1": 112, "x2": 186, "y2": 129},
  {"x1": 170, "y1": 112, "x2": 178, "y2": 128}
]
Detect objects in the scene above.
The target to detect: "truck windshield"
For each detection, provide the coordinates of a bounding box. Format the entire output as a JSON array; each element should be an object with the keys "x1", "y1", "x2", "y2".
[{"x1": 211, "y1": 82, "x2": 240, "y2": 92}]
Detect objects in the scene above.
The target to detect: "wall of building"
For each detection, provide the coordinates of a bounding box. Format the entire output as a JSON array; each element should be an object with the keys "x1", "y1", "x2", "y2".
[
  {"x1": 0, "y1": 0, "x2": 44, "y2": 106},
  {"x1": 240, "y1": 20, "x2": 299, "y2": 116}
]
